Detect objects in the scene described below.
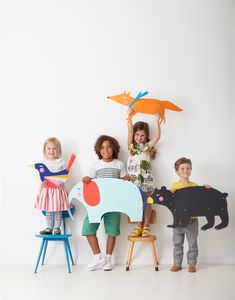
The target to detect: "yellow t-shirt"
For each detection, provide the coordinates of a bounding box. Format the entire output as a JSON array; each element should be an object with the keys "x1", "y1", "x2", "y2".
[
  {"x1": 171, "y1": 182, "x2": 197, "y2": 190},
  {"x1": 170, "y1": 181, "x2": 198, "y2": 220}
]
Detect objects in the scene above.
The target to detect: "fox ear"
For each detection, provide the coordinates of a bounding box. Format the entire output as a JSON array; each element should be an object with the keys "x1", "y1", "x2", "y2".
[
  {"x1": 123, "y1": 90, "x2": 126, "y2": 94},
  {"x1": 127, "y1": 91, "x2": 130, "y2": 95}
]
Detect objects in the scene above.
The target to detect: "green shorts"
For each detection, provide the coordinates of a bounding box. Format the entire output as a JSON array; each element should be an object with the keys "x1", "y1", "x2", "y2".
[{"x1": 82, "y1": 212, "x2": 121, "y2": 237}]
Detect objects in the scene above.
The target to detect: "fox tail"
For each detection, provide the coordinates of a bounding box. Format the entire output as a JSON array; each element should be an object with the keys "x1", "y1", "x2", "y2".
[
  {"x1": 162, "y1": 101, "x2": 183, "y2": 112},
  {"x1": 66, "y1": 153, "x2": 77, "y2": 171}
]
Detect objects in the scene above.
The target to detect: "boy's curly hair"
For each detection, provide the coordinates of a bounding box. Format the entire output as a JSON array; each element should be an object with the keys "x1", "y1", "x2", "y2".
[
  {"x1": 94, "y1": 135, "x2": 120, "y2": 159},
  {"x1": 174, "y1": 157, "x2": 192, "y2": 171}
]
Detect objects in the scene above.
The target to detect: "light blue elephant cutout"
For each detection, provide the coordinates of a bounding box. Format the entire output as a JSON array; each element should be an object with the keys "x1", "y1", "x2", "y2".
[{"x1": 68, "y1": 178, "x2": 143, "y2": 223}]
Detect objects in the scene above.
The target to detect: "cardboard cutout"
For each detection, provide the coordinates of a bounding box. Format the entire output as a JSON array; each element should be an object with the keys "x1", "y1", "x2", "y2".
[
  {"x1": 30, "y1": 154, "x2": 76, "y2": 188},
  {"x1": 68, "y1": 178, "x2": 143, "y2": 223},
  {"x1": 148, "y1": 186, "x2": 229, "y2": 230},
  {"x1": 108, "y1": 91, "x2": 183, "y2": 124}
]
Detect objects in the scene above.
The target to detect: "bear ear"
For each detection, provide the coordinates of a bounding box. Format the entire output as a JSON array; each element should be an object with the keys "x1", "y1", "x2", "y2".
[
  {"x1": 223, "y1": 193, "x2": 228, "y2": 198},
  {"x1": 83, "y1": 181, "x2": 100, "y2": 206}
]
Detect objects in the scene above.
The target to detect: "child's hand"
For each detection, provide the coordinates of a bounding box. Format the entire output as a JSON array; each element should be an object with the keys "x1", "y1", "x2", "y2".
[
  {"x1": 155, "y1": 113, "x2": 160, "y2": 122},
  {"x1": 82, "y1": 176, "x2": 91, "y2": 184},
  {"x1": 127, "y1": 108, "x2": 134, "y2": 116},
  {"x1": 122, "y1": 175, "x2": 131, "y2": 181},
  {"x1": 41, "y1": 180, "x2": 48, "y2": 188},
  {"x1": 204, "y1": 184, "x2": 211, "y2": 189},
  {"x1": 59, "y1": 183, "x2": 65, "y2": 189}
]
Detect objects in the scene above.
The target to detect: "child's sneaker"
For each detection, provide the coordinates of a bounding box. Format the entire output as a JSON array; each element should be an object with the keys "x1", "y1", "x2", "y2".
[
  {"x1": 188, "y1": 264, "x2": 196, "y2": 272},
  {"x1": 130, "y1": 227, "x2": 142, "y2": 237},
  {"x1": 142, "y1": 226, "x2": 151, "y2": 237},
  {"x1": 170, "y1": 264, "x2": 182, "y2": 272},
  {"x1": 39, "y1": 228, "x2": 52, "y2": 235},
  {"x1": 103, "y1": 254, "x2": 112, "y2": 271},
  {"x1": 85, "y1": 255, "x2": 106, "y2": 271},
  {"x1": 54, "y1": 227, "x2": 61, "y2": 235}
]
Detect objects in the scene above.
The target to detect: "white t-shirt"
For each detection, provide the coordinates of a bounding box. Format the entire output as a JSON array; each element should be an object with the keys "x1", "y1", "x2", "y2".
[
  {"x1": 43, "y1": 157, "x2": 66, "y2": 172},
  {"x1": 90, "y1": 159, "x2": 126, "y2": 179}
]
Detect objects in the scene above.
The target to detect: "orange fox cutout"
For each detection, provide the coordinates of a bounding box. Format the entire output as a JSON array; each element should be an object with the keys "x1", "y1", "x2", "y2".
[{"x1": 108, "y1": 91, "x2": 183, "y2": 124}]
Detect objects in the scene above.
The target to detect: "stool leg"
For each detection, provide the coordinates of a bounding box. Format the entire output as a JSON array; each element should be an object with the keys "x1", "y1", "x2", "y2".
[
  {"x1": 150, "y1": 241, "x2": 159, "y2": 271},
  {"x1": 66, "y1": 239, "x2": 74, "y2": 265},
  {"x1": 34, "y1": 239, "x2": 45, "y2": 273},
  {"x1": 41, "y1": 240, "x2": 48, "y2": 265},
  {"x1": 64, "y1": 239, "x2": 71, "y2": 273},
  {"x1": 126, "y1": 241, "x2": 135, "y2": 271}
]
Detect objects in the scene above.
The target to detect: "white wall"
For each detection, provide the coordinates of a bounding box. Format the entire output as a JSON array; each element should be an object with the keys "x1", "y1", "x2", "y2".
[{"x1": 0, "y1": 0, "x2": 234, "y2": 265}]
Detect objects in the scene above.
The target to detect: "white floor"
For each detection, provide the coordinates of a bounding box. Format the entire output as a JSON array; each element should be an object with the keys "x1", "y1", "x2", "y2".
[{"x1": 0, "y1": 264, "x2": 234, "y2": 300}]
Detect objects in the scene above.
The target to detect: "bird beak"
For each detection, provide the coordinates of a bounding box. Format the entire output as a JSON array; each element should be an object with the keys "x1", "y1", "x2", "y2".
[{"x1": 28, "y1": 164, "x2": 35, "y2": 168}]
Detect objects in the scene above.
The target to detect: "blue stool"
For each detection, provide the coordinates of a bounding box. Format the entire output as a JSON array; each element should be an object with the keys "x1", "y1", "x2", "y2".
[{"x1": 34, "y1": 207, "x2": 75, "y2": 273}]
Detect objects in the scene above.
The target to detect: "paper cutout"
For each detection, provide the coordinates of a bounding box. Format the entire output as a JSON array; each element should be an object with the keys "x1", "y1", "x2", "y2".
[
  {"x1": 68, "y1": 178, "x2": 143, "y2": 223},
  {"x1": 148, "y1": 186, "x2": 229, "y2": 230},
  {"x1": 30, "y1": 154, "x2": 76, "y2": 188},
  {"x1": 83, "y1": 180, "x2": 100, "y2": 206},
  {"x1": 108, "y1": 91, "x2": 183, "y2": 124}
]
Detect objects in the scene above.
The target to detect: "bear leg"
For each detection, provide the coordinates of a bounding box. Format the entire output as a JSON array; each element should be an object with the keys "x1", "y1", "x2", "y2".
[{"x1": 201, "y1": 215, "x2": 215, "y2": 231}]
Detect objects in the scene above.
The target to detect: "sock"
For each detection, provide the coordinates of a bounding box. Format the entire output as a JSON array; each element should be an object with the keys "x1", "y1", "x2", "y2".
[
  {"x1": 94, "y1": 253, "x2": 102, "y2": 261},
  {"x1": 46, "y1": 211, "x2": 53, "y2": 229},
  {"x1": 106, "y1": 254, "x2": 112, "y2": 262},
  {"x1": 54, "y1": 211, "x2": 62, "y2": 228}
]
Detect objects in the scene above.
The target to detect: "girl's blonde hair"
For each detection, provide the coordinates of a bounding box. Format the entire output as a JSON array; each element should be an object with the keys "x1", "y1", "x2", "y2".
[{"x1": 43, "y1": 137, "x2": 62, "y2": 159}]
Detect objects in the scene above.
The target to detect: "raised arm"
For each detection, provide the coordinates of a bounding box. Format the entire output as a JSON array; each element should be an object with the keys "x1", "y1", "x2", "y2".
[
  {"x1": 127, "y1": 108, "x2": 134, "y2": 147},
  {"x1": 148, "y1": 114, "x2": 161, "y2": 149}
]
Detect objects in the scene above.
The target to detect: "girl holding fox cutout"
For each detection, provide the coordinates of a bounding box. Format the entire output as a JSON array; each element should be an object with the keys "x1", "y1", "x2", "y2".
[{"x1": 127, "y1": 109, "x2": 161, "y2": 237}]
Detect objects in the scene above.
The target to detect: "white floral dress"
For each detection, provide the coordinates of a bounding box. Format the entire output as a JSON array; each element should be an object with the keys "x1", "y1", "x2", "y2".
[{"x1": 127, "y1": 143, "x2": 154, "y2": 193}]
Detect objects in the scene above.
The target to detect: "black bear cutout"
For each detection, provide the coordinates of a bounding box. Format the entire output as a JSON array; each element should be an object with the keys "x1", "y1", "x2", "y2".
[{"x1": 149, "y1": 186, "x2": 229, "y2": 230}]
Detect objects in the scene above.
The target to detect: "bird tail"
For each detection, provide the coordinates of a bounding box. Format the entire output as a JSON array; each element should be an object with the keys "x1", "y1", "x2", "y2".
[{"x1": 66, "y1": 153, "x2": 77, "y2": 171}]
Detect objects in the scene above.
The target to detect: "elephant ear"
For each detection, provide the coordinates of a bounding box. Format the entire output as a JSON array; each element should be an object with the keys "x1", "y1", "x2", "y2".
[{"x1": 83, "y1": 181, "x2": 100, "y2": 206}]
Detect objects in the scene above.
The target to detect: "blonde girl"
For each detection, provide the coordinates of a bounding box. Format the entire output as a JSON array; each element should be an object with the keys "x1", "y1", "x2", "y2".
[{"x1": 35, "y1": 137, "x2": 69, "y2": 235}]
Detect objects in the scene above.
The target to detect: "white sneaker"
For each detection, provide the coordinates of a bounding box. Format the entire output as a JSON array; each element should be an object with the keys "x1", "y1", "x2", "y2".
[
  {"x1": 85, "y1": 256, "x2": 106, "y2": 271},
  {"x1": 103, "y1": 261, "x2": 112, "y2": 271},
  {"x1": 103, "y1": 255, "x2": 112, "y2": 271}
]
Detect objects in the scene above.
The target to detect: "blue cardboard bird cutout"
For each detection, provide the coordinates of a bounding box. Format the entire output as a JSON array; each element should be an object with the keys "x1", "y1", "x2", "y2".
[{"x1": 31, "y1": 154, "x2": 76, "y2": 188}]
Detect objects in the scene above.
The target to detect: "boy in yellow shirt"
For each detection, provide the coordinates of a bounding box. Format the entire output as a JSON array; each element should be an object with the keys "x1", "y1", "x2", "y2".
[{"x1": 170, "y1": 157, "x2": 210, "y2": 273}]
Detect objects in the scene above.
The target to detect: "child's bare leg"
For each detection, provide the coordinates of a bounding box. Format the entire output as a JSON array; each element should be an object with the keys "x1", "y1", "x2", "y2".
[
  {"x1": 106, "y1": 236, "x2": 116, "y2": 255},
  {"x1": 86, "y1": 235, "x2": 101, "y2": 254},
  {"x1": 143, "y1": 203, "x2": 152, "y2": 227},
  {"x1": 142, "y1": 204, "x2": 152, "y2": 237}
]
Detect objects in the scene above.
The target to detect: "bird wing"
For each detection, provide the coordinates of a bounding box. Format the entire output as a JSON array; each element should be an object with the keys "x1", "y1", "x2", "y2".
[{"x1": 45, "y1": 174, "x2": 71, "y2": 188}]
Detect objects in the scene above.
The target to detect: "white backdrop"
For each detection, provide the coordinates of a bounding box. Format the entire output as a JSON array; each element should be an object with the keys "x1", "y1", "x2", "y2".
[{"x1": 0, "y1": 0, "x2": 234, "y2": 265}]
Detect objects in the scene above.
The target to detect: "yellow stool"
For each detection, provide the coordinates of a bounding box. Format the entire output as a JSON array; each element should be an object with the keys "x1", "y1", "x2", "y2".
[{"x1": 126, "y1": 210, "x2": 159, "y2": 271}]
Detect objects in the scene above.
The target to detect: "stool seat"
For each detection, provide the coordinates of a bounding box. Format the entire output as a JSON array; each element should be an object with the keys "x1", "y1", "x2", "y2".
[{"x1": 128, "y1": 235, "x2": 156, "y2": 242}]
